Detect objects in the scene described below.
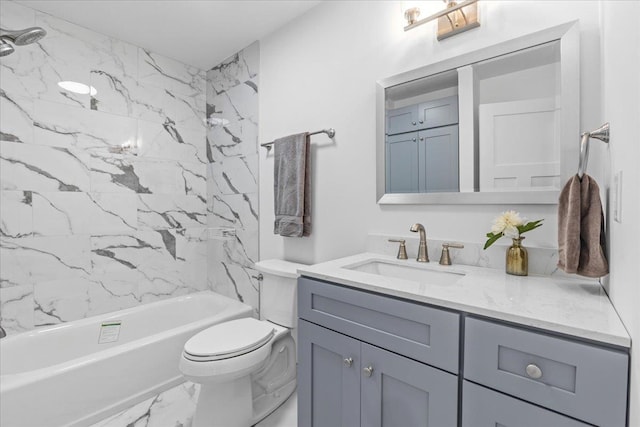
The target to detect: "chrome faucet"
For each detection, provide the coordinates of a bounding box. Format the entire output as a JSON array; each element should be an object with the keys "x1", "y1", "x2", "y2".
[
  {"x1": 409, "y1": 223, "x2": 429, "y2": 262},
  {"x1": 0, "y1": 325, "x2": 6, "y2": 339}
]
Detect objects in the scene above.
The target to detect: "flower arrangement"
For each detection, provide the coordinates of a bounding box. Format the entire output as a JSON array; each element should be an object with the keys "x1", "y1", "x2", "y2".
[{"x1": 484, "y1": 210, "x2": 543, "y2": 249}]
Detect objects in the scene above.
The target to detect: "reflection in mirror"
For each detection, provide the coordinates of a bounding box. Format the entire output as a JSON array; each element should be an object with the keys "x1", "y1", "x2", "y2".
[
  {"x1": 475, "y1": 41, "x2": 560, "y2": 193},
  {"x1": 376, "y1": 21, "x2": 579, "y2": 205}
]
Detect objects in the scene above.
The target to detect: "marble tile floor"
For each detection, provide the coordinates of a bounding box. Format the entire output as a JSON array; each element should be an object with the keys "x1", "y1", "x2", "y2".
[{"x1": 91, "y1": 382, "x2": 297, "y2": 427}]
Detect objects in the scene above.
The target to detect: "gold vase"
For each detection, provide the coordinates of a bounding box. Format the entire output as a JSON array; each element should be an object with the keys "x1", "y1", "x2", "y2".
[{"x1": 506, "y1": 237, "x2": 528, "y2": 276}]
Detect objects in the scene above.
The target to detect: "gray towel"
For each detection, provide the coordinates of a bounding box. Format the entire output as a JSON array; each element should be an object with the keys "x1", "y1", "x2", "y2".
[
  {"x1": 273, "y1": 133, "x2": 311, "y2": 237},
  {"x1": 557, "y1": 174, "x2": 608, "y2": 277}
]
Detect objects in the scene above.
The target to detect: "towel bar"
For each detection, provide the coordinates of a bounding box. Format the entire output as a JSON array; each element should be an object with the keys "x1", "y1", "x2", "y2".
[
  {"x1": 578, "y1": 122, "x2": 609, "y2": 179},
  {"x1": 261, "y1": 128, "x2": 335, "y2": 151}
]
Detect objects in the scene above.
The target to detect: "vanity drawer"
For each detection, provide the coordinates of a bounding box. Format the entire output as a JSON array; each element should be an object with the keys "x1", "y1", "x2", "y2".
[
  {"x1": 298, "y1": 277, "x2": 460, "y2": 373},
  {"x1": 464, "y1": 317, "x2": 628, "y2": 427},
  {"x1": 462, "y1": 381, "x2": 590, "y2": 427}
]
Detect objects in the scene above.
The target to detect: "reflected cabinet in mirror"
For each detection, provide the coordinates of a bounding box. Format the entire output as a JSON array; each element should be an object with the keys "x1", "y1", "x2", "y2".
[{"x1": 376, "y1": 21, "x2": 579, "y2": 205}]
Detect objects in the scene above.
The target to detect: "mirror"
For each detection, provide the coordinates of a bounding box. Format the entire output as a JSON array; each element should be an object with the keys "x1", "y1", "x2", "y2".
[{"x1": 376, "y1": 21, "x2": 579, "y2": 204}]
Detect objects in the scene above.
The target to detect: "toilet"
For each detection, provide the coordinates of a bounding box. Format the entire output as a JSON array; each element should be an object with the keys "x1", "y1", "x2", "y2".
[{"x1": 179, "y1": 259, "x2": 305, "y2": 427}]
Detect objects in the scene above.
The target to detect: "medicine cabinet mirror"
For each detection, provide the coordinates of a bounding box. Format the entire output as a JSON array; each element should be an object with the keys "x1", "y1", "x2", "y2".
[{"x1": 376, "y1": 21, "x2": 579, "y2": 205}]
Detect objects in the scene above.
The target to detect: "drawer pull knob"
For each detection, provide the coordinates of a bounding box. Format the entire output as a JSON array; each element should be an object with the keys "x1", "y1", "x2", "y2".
[
  {"x1": 363, "y1": 366, "x2": 374, "y2": 377},
  {"x1": 412, "y1": 121, "x2": 417, "y2": 125},
  {"x1": 525, "y1": 363, "x2": 543, "y2": 379},
  {"x1": 343, "y1": 357, "x2": 353, "y2": 368}
]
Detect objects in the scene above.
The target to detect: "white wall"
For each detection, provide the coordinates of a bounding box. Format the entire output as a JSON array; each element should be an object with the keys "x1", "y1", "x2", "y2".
[
  {"x1": 259, "y1": 1, "x2": 603, "y2": 264},
  {"x1": 601, "y1": 1, "x2": 640, "y2": 424},
  {"x1": 259, "y1": 0, "x2": 638, "y2": 419}
]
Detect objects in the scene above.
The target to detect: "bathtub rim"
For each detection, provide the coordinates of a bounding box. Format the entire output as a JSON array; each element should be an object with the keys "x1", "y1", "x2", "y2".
[{"x1": 0, "y1": 290, "x2": 253, "y2": 390}]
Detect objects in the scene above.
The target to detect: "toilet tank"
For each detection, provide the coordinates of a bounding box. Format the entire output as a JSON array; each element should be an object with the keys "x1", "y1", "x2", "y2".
[{"x1": 255, "y1": 259, "x2": 307, "y2": 328}]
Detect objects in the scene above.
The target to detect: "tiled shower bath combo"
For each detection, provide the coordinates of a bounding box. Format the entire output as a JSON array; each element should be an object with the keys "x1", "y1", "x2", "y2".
[{"x1": 1, "y1": 1, "x2": 260, "y2": 424}]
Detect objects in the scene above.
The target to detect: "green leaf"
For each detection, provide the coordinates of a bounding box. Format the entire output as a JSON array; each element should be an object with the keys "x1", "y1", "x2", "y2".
[
  {"x1": 517, "y1": 219, "x2": 544, "y2": 235},
  {"x1": 484, "y1": 232, "x2": 503, "y2": 250}
]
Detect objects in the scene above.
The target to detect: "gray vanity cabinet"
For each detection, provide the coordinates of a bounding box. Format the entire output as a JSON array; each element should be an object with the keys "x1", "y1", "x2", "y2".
[
  {"x1": 464, "y1": 317, "x2": 629, "y2": 427},
  {"x1": 386, "y1": 127, "x2": 460, "y2": 194},
  {"x1": 298, "y1": 319, "x2": 361, "y2": 427},
  {"x1": 462, "y1": 381, "x2": 591, "y2": 427},
  {"x1": 416, "y1": 95, "x2": 458, "y2": 129},
  {"x1": 386, "y1": 104, "x2": 419, "y2": 135},
  {"x1": 298, "y1": 277, "x2": 459, "y2": 427},
  {"x1": 386, "y1": 95, "x2": 459, "y2": 135},
  {"x1": 360, "y1": 343, "x2": 458, "y2": 427},
  {"x1": 385, "y1": 133, "x2": 419, "y2": 193},
  {"x1": 385, "y1": 95, "x2": 460, "y2": 194},
  {"x1": 298, "y1": 277, "x2": 629, "y2": 427},
  {"x1": 418, "y1": 125, "x2": 459, "y2": 193}
]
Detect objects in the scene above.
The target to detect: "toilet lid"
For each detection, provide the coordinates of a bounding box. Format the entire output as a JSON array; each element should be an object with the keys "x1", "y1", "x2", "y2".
[{"x1": 184, "y1": 318, "x2": 275, "y2": 361}]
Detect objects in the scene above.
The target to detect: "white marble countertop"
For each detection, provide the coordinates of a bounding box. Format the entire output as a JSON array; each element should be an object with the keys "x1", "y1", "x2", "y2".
[{"x1": 298, "y1": 253, "x2": 631, "y2": 348}]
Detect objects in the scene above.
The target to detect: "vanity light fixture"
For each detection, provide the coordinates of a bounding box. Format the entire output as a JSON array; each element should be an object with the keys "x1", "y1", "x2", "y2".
[{"x1": 404, "y1": 0, "x2": 480, "y2": 40}]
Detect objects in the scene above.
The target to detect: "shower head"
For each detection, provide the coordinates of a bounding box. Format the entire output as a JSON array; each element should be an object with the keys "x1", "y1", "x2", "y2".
[
  {"x1": 0, "y1": 26, "x2": 47, "y2": 46},
  {"x1": 0, "y1": 39, "x2": 15, "y2": 57}
]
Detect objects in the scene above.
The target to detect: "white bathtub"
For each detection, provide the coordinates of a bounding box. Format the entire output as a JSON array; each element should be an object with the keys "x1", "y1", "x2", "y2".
[{"x1": 0, "y1": 291, "x2": 253, "y2": 427}]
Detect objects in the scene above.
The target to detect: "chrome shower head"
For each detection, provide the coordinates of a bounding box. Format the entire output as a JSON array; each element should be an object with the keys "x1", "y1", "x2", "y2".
[
  {"x1": 0, "y1": 39, "x2": 15, "y2": 57},
  {"x1": 0, "y1": 26, "x2": 47, "y2": 46}
]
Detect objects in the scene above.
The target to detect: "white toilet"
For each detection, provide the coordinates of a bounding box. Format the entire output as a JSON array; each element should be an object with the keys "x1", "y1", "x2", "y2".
[{"x1": 179, "y1": 259, "x2": 305, "y2": 427}]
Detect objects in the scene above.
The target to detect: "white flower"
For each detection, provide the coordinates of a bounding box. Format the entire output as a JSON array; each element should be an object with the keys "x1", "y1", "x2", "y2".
[{"x1": 491, "y1": 210, "x2": 524, "y2": 238}]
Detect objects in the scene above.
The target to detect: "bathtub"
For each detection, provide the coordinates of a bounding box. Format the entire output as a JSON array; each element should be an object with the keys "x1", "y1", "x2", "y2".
[{"x1": 0, "y1": 291, "x2": 253, "y2": 427}]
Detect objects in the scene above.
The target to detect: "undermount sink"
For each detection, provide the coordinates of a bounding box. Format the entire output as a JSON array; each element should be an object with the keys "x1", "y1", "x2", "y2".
[{"x1": 345, "y1": 260, "x2": 465, "y2": 285}]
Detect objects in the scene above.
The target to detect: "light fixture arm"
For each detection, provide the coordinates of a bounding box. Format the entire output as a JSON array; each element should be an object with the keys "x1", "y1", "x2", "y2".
[{"x1": 404, "y1": 0, "x2": 478, "y2": 32}]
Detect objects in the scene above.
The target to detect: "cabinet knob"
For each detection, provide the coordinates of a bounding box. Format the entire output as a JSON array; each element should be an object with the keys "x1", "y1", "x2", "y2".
[
  {"x1": 343, "y1": 357, "x2": 353, "y2": 368},
  {"x1": 412, "y1": 138, "x2": 416, "y2": 142},
  {"x1": 363, "y1": 366, "x2": 374, "y2": 377},
  {"x1": 412, "y1": 121, "x2": 417, "y2": 125},
  {"x1": 419, "y1": 120, "x2": 424, "y2": 124},
  {"x1": 419, "y1": 137, "x2": 424, "y2": 141},
  {"x1": 525, "y1": 363, "x2": 543, "y2": 379}
]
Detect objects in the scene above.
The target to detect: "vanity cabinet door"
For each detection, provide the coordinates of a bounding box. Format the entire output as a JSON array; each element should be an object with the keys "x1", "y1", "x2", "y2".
[
  {"x1": 298, "y1": 319, "x2": 361, "y2": 427},
  {"x1": 462, "y1": 381, "x2": 591, "y2": 427},
  {"x1": 360, "y1": 343, "x2": 458, "y2": 427},
  {"x1": 417, "y1": 95, "x2": 459, "y2": 129},
  {"x1": 418, "y1": 125, "x2": 459, "y2": 193},
  {"x1": 385, "y1": 133, "x2": 419, "y2": 193},
  {"x1": 386, "y1": 105, "x2": 419, "y2": 135}
]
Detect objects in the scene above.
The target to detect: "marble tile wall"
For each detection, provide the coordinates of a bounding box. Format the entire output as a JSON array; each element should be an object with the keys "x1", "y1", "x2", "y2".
[
  {"x1": 0, "y1": 1, "x2": 208, "y2": 334},
  {"x1": 205, "y1": 42, "x2": 261, "y2": 316}
]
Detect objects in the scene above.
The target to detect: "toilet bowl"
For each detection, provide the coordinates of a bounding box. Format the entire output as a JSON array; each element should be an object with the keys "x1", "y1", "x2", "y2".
[{"x1": 179, "y1": 259, "x2": 305, "y2": 427}]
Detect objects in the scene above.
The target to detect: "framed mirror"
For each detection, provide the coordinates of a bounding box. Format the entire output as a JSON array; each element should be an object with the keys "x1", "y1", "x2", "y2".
[{"x1": 376, "y1": 21, "x2": 579, "y2": 205}]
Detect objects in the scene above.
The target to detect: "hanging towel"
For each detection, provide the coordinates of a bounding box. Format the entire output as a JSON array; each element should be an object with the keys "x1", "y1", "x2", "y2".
[
  {"x1": 273, "y1": 133, "x2": 311, "y2": 237},
  {"x1": 557, "y1": 174, "x2": 608, "y2": 277}
]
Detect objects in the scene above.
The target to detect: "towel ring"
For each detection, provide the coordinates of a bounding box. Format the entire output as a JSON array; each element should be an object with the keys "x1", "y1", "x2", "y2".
[{"x1": 578, "y1": 122, "x2": 609, "y2": 179}]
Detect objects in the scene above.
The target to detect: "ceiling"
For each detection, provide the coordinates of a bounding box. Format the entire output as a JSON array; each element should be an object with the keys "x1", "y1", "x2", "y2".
[{"x1": 15, "y1": 0, "x2": 321, "y2": 70}]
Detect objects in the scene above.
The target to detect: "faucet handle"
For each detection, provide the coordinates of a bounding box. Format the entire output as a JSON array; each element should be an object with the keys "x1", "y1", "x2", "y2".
[
  {"x1": 388, "y1": 239, "x2": 408, "y2": 260},
  {"x1": 439, "y1": 242, "x2": 464, "y2": 266},
  {"x1": 443, "y1": 242, "x2": 464, "y2": 249}
]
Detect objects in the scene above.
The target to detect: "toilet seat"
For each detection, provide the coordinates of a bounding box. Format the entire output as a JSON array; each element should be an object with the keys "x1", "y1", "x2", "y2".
[{"x1": 183, "y1": 318, "x2": 276, "y2": 362}]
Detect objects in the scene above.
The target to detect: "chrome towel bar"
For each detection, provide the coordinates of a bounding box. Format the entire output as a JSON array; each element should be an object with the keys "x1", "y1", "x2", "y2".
[{"x1": 261, "y1": 128, "x2": 335, "y2": 151}]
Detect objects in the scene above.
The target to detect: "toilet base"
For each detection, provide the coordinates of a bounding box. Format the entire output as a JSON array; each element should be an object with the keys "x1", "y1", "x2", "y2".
[
  {"x1": 252, "y1": 381, "x2": 296, "y2": 424},
  {"x1": 186, "y1": 331, "x2": 297, "y2": 427},
  {"x1": 192, "y1": 376, "x2": 253, "y2": 427}
]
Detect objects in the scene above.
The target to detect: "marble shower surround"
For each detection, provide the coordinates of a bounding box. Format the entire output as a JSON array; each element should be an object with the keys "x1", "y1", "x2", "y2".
[
  {"x1": 0, "y1": 1, "x2": 208, "y2": 334},
  {"x1": 205, "y1": 42, "x2": 261, "y2": 315}
]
